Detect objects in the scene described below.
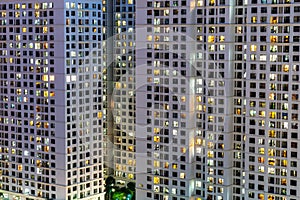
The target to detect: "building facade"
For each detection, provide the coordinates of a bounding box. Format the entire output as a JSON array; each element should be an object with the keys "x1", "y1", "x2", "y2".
[
  {"x1": 136, "y1": 0, "x2": 300, "y2": 200},
  {"x1": 1, "y1": 0, "x2": 300, "y2": 200},
  {"x1": 102, "y1": 0, "x2": 136, "y2": 189},
  {"x1": 0, "y1": 1, "x2": 105, "y2": 199}
]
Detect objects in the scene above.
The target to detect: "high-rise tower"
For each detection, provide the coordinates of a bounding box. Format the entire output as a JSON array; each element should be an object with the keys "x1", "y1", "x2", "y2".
[
  {"x1": 2, "y1": 0, "x2": 300, "y2": 200},
  {"x1": 136, "y1": 0, "x2": 300, "y2": 200},
  {"x1": 102, "y1": 0, "x2": 136, "y2": 187},
  {"x1": 0, "y1": 1, "x2": 105, "y2": 199}
]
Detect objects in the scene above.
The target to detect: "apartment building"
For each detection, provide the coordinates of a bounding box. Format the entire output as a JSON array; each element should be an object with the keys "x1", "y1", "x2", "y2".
[
  {"x1": 102, "y1": 0, "x2": 136, "y2": 186},
  {"x1": 0, "y1": 1, "x2": 105, "y2": 199},
  {"x1": 136, "y1": 0, "x2": 300, "y2": 200},
  {"x1": 1, "y1": 0, "x2": 300, "y2": 200}
]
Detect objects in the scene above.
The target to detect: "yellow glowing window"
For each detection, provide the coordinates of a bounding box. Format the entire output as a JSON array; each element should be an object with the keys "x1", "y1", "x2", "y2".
[
  {"x1": 208, "y1": 36, "x2": 215, "y2": 43},
  {"x1": 268, "y1": 158, "x2": 275, "y2": 165},
  {"x1": 42, "y1": 75, "x2": 48, "y2": 81},
  {"x1": 22, "y1": 27, "x2": 27, "y2": 32},
  {"x1": 164, "y1": 104, "x2": 169, "y2": 110},
  {"x1": 172, "y1": 164, "x2": 177, "y2": 169},
  {"x1": 268, "y1": 130, "x2": 275, "y2": 138},
  {"x1": 195, "y1": 139, "x2": 202, "y2": 145},
  {"x1": 258, "y1": 194, "x2": 264, "y2": 200},
  {"x1": 236, "y1": 26, "x2": 242, "y2": 33},
  {"x1": 154, "y1": 136, "x2": 160, "y2": 142},
  {"x1": 44, "y1": 146, "x2": 49, "y2": 152},
  {"x1": 269, "y1": 93, "x2": 275, "y2": 100},
  {"x1": 268, "y1": 149, "x2": 275, "y2": 156},
  {"x1": 128, "y1": 146, "x2": 134, "y2": 151},
  {"x1": 259, "y1": 148, "x2": 265, "y2": 154},
  {"x1": 270, "y1": 36, "x2": 278, "y2": 43},
  {"x1": 36, "y1": 121, "x2": 41, "y2": 128},
  {"x1": 181, "y1": 148, "x2": 186, "y2": 153},
  {"x1": 197, "y1": 105, "x2": 203, "y2": 111},
  {"x1": 250, "y1": 45, "x2": 257, "y2": 51},
  {"x1": 270, "y1": 45, "x2": 277, "y2": 52},
  {"x1": 154, "y1": 128, "x2": 160, "y2": 134},
  {"x1": 208, "y1": 142, "x2": 214, "y2": 149},
  {"x1": 207, "y1": 151, "x2": 214, "y2": 158},
  {"x1": 43, "y1": 91, "x2": 48, "y2": 97},
  {"x1": 281, "y1": 160, "x2": 287, "y2": 167},
  {"x1": 197, "y1": 0, "x2": 204, "y2": 6},
  {"x1": 128, "y1": 174, "x2": 134, "y2": 179},
  {"x1": 259, "y1": 111, "x2": 265, "y2": 117},
  {"x1": 258, "y1": 157, "x2": 265, "y2": 163},
  {"x1": 258, "y1": 166, "x2": 264, "y2": 172},
  {"x1": 235, "y1": 109, "x2": 241, "y2": 115},
  {"x1": 35, "y1": 3, "x2": 40, "y2": 9},
  {"x1": 16, "y1": 89, "x2": 22, "y2": 95},
  {"x1": 219, "y1": 36, "x2": 225, "y2": 42},
  {"x1": 153, "y1": 177, "x2": 160, "y2": 184},
  {"x1": 18, "y1": 165, "x2": 22, "y2": 171},
  {"x1": 15, "y1": 4, "x2": 20, "y2": 9},
  {"x1": 153, "y1": 69, "x2": 160, "y2": 76},
  {"x1": 269, "y1": 112, "x2": 276, "y2": 119},
  {"x1": 115, "y1": 82, "x2": 121, "y2": 89},
  {"x1": 154, "y1": 161, "x2": 159, "y2": 167},
  {"x1": 218, "y1": 178, "x2": 224, "y2": 184},
  {"x1": 282, "y1": 150, "x2": 287, "y2": 157},
  {"x1": 283, "y1": 65, "x2": 289, "y2": 72},
  {"x1": 197, "y1": 35, "x2": 203, "y2": 41},
  {"x1": 164, "y1": 162, "x2": 169, "y2": 168},
  {"x1": 271, "y1": 17, "x2": 277, "y2": 24},
  {"x1": 251, "y1": 16, "x2": 257, "y2": 23},
  {"x1": 97, "y1": 112, "x2": 103, "y2": 119},
  {"x1": 181, "y1": 96, "x2": 186, "y2": 102},
  {"x1": 43, "y1": 27, "x2": 48, "y2": 33},
  {"x1": 218, "y1": 143, "x2": 224, "y2": 149},
  {"x1": 197, "y1": 96, "x2": 202, "y2": 102},
  {"x1": 35, "y1": 11, "x2": 39, "y2": 17},
  {"x1": 281, "y1": 179, "x2": 287, "y2": 185},
  {"x1": 36, "y1": 160, "x2": 41, "y2": 167}
]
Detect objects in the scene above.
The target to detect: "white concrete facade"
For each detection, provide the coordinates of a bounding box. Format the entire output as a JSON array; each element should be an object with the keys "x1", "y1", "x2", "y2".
[{"x1": 0, "y1": 1, "x2": 105, "y2": 199}]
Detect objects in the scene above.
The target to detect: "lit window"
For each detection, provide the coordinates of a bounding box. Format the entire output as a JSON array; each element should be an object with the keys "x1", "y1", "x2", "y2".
[
  {"x1": 270, "y1": 36, "x2": 278, "y2": 43},
  {"x1": 208, "y1": 36, "x2": 215, "y2": 43},
  {"x1": 180, "y1": 173, "x2": 185, "y2": 179},
  {"x1": 219, "y1": 36, "x2": 225, "y2": 42},
  {"x1": 283, "y1": 65, "x2": 289, "y2": 72},
  {"x1": 207, "y1": 150, "x2": 214, "y2": 158},
  {"x1": 259, "y1": 148, "x2": 265, "y2": 154},
  {"x1": 154, "y1": 136, "x2": 160, "y2": 142},
  {"x1": 258, "y1": 166, "x2": 264, "y2": 172},
  {"x1": 172, "y1": 163, "x2": 177, "y2": 169}
]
